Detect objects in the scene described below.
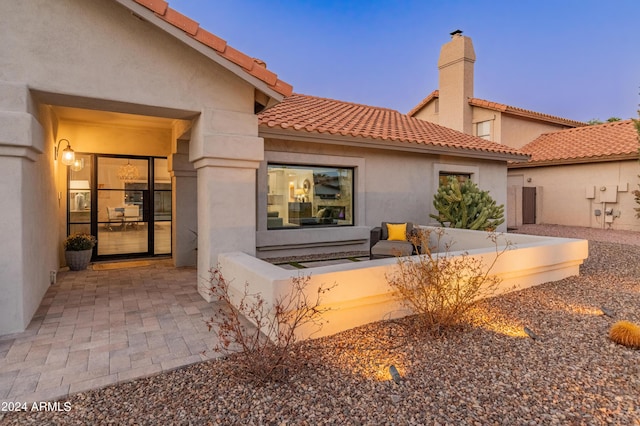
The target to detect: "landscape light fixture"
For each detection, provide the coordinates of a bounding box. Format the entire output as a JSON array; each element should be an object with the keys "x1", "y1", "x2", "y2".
[
  {"x1": 600, "y1": 306, "x2": 615, "y2": 318},
  {"x1": 523, "y1": 326, "x2": 540, "y2": 341},
  {"x1": 55, "y1": 139, "x2": 75, "y2": 166},
  {"x1": 389, "y1": 365, "x2": 402, "y2": 384}
]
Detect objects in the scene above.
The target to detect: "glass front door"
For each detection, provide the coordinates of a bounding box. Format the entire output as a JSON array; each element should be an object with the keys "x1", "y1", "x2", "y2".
[
  {"x1": 97, "y1": 157, "x2": 150, "y2": 256},
  {"x1": 68, "y1": 155, "x2": 172, "y2": 260}
]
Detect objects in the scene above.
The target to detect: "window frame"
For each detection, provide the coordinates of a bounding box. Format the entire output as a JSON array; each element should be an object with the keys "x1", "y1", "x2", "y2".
[
  {"x1": 266, "y1": 163, "x2": 355, "y2": 230},
  {"x1": 476, "y1": 120, "x2": 491, "y2": 140}
]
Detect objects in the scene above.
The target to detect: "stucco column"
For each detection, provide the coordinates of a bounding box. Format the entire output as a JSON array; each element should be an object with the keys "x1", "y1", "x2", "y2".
[
  {"x1": 169, "y1": 144, "x2": 197, "y2": 267},
  {"x1": 190, "y1": 108, "x2": 263, "y2": 301},
  {"x1": 0, "y1": 81, "x2": 49, "y2": 335}
]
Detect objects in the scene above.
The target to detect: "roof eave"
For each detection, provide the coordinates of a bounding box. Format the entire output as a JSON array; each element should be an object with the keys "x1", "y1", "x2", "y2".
[
  {"x1": 259, "y1": 127, "x2": 529, "y2": 163},
  {"x1": 115, "y1": 0, "x2": 286, "y2": 103}
]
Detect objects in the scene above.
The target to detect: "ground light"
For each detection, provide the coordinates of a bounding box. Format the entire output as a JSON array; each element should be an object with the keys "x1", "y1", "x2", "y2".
[
  {"x1": 600, "y1": 306, "x2": 615, "y2": 317},
  {"x1": 389, "y1": 365, "x2": 402, "y2": 384},
  {"x1": 523, "y1": 326, "x2": 540, "y2": 341}
]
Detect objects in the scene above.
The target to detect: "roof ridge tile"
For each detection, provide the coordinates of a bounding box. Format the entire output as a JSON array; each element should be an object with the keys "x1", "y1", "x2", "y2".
[{"x1": 162, "y1": 7, "x2": 198, "y2": 35}]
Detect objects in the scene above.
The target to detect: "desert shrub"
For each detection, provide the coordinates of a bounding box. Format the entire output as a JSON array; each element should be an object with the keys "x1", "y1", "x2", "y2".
[
  {"x1": 205, "y1": 268, "x2": 334, "y2": 383},
  {"x1": 386, "y1": 228, "x2": 509, "y2": 335},
  {"x1": 430, "y1": 176, "x2": 504, "y2": 231},
  {"x1": 633, "y1": 184, "x2": 640, "y2": 218}
]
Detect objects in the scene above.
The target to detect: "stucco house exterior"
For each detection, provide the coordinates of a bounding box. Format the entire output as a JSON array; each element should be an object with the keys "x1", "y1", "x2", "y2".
[
  {"x1": 508, "y1": 120, "x2": 640, "y2": 231},
  {"x1": 407, "y1": 31, "x2": 640, "y2": 230},
  {"x1": 0, "y1": 0, "x2": 292, "y2": 335},
  {"x1": 0, "y1": 0, "x2": 526, "y2": 336},
  {"x1": 255, "y1": 93, "x2": 527, "y2": 259},
  {"x1": 407, "y1": 31, "x2": 586, "y2": 149}
]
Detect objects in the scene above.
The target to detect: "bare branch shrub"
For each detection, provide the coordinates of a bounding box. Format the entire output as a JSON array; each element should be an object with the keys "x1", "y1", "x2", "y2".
[
  {"x1": 205, "y1": 267, "x2": 334, "y2": 383},
  {"x1": 386, "y1": 227, "x2": 510, "y2": 335}
]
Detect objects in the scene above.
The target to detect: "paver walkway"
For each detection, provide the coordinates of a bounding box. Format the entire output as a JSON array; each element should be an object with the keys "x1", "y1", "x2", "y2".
[{"x1": 0, "y1": 259, "x2": 222, "y2": 404}]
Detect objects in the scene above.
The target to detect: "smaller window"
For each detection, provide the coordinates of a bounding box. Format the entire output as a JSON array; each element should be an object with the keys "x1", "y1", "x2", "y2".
[
  {"x1": 476, "y1": 120, "x2": 491, "y2": 140},
  {"x1": 439, "y1": 172, "x2": 471, "y2": 186}
]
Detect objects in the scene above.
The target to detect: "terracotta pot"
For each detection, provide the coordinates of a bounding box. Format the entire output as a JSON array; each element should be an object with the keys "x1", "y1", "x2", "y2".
[{"x1": 65, "y1": 249, "x2": 93, "y2": 271}]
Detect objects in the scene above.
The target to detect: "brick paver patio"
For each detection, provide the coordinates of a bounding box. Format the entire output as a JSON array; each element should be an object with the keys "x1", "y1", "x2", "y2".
[{"x1": 0, "y1": 259, "x2": 222, "y2": 404}]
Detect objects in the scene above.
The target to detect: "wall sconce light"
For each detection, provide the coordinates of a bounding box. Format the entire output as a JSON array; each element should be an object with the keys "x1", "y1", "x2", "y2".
[{"x1": 55, "y1": 139, "x2": 75, "y2": 166}]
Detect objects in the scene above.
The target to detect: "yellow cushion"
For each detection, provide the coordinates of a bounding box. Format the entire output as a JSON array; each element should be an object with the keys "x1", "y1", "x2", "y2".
[{"x1": 386, "y1": 223, "x2": 407, "y2": 241}]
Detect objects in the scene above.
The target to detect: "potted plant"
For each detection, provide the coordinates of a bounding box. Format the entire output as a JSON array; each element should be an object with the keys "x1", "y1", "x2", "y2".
[{"x1": 64, "y1": 233, "x2": 97, "y2": 271}]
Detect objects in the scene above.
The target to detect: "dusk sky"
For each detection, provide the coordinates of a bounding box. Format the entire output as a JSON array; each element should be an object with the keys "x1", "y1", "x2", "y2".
[{"x1": 170, "y1": 0, "x2": 639, "y2": 123}]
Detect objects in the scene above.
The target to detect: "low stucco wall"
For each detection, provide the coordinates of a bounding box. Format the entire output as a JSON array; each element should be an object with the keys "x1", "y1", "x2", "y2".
[{"x1": 218, "y1": 227, "x2": 589, "y2": 340}]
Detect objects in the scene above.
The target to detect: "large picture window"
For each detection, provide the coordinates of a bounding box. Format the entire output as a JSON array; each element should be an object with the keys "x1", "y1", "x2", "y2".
[{"x1": 267, "y1": 164, "x2": 354, "y2": 229}]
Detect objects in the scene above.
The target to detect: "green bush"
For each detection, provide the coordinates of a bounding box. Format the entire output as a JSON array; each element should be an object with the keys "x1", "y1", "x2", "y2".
[{"x1": 430, "y1": 176, "x2": 504, "y2": 231}]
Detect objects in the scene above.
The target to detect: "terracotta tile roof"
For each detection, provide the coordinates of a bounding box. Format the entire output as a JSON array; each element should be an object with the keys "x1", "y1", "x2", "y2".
[
  {"x1": 130, "y1": 0, "x2": 292, "y2": 97},
  {"x1": 407, "y1": 91, "x2": 586, "y2": 128},
  {"x1": 259, "y1": 94, "x2": 528, "y2": 159},
  {"x1": 511, "y1": 120, "x2": 639, "y2": 167}
]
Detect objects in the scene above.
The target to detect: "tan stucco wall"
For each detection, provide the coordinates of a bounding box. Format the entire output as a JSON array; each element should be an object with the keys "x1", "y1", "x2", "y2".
[
  {"x1": 0, "y1": 0, "x2": 264, "y2": 334},
  {"x1": 1, "y1": 1, "x2": 253, "y2": 113},
  {"x1": 411, "y1": 101, "x2": 439, "y2": 123},
  {"x1": 509, "y1": 160, "x2": 640, "y2": 231},
  {"x1": 256, "y1": 137, "x2": 508, "y2": 257},
  {"x1": 500, "y1": 115, "x2": 574, "y2": 149}
]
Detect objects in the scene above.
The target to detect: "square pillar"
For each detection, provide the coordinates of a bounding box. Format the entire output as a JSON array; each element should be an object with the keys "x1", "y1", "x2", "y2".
[
  {"x1": 0, "y1": 81, "x2": 51, "y2": 335},
  {"x1": 169, "y1": 150, "x2": 197, "y2": 267},
  {"x1": 190, "y1": 108, "x2": 263, "y2": 300}
]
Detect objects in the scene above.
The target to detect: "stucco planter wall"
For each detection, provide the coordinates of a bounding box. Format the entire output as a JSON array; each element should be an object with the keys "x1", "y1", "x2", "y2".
[
  {"x1": 219, "y1": 227, "x2": 589, "y2": 340},
  {"x1": 65, "y1": 249, "x2": 92, "y2": 271}
]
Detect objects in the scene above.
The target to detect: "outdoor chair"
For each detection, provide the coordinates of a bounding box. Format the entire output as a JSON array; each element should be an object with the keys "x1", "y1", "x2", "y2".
[{"x1": 369, "y1": 221, "x2": 418, "y2": 260}]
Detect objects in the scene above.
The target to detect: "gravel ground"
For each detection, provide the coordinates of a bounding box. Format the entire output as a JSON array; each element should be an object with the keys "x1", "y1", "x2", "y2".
[{"x1": 3, "y1": 225, "x2": 640, "y2": 425}]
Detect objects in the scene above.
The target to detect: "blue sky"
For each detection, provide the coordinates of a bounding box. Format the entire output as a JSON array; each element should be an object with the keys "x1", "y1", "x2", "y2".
[{"x1": 170, "y1": 0, "x2": 639, "y2": 122}]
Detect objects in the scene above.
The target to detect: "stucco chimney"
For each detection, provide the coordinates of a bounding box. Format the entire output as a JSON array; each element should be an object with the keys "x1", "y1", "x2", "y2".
[{"x1": 437, "y1": 30, "x2": 475, "y2": 134}]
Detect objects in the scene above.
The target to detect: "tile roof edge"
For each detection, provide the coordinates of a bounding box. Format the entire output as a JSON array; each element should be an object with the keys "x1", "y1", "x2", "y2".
[
  {"x1": 408, "y1": 92, "x2": 587, "y2": 127},
  {"x1": 469, "y1": 98, "x2": 586, "y2": 127},
  {"x1": 509, "y1": 153, "x2": 638, "y2": 168},
  {"x1": 124, "y1": 0, "x2": 292, "y2": 98},
  {"x1": 521, "y1": 119, "x2": 638, "y2": 145},
  {"x1": 407, "y1": 90, "x2": 439, "y2": 116},
  {"x1": 259, "y1": 124, "x2": 529, "y2": 161}
]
